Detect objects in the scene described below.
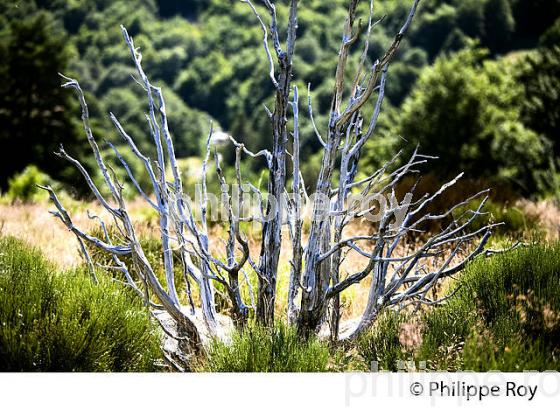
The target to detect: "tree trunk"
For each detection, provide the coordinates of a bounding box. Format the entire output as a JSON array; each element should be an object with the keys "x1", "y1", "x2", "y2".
[{"x1": 256, "y1": 1, "x2": 298, "y2": 325}]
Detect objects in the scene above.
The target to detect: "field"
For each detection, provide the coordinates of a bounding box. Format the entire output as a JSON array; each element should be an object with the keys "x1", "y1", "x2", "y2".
[{"x1": 1, "y1": 193, "x2": 559, "y2": 371}]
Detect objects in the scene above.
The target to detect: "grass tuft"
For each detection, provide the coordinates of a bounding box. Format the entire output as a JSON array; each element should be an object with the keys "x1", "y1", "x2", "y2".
[
  {"x1": 418, "y1": 242, "x2": 560, "y2": 371},
  {"x1": 0, "y1": 235, "x2": 161, "y2": 371},
  {"x1": 199, "y1": 322, "x2": 330, "y2": 372}
]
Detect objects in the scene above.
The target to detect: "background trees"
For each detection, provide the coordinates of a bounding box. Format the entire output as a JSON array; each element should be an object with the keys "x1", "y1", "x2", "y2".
[
  {"x1": 399, "y1": 47, "x2": 546, "y2": 193},
  {"x1": 518, "y1": 46, "x2": 560, "y2": 157},
  {"x1": 1, "y1": 0, "x2": 559, "y2": 201},
  {"x1": 0, "y1": 11, "x2": 85, "y2": 191}
]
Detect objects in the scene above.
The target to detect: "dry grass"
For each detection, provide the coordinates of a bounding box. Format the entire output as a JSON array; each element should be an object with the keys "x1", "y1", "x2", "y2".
[
  {"x1": 2, "y1": 197, "x2": 557, "y2": 324},
  {"x1": 0, "y1": 197, "x2": 160, "y2": 267},
  {"x1": 0, "y1": 202, "x2": 91, "y2": 267},
  {"x1": 518, "y1": 199, "x2": 560, "y2": 240}
]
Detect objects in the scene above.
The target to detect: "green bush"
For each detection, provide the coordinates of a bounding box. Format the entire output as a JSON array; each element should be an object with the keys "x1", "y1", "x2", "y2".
[
  {"x1": 416, "y1": 302, "x2": 474, "y2": 371},
  {"x1": 462, "y1": 330, "x2": 555, "y2": 372},
  {"x1": 199, "y1": 322, "x2": 330, "y2": 372},
  {"x1": 419, "y1": 242, "x2": 560, "y2": 371},
  {"x1": 464, "y1": 199, "x2": 541, "y2": 237},
  {"x1": 86, "y1": 226, "x2": 165, "y2": 282},
  {"x1": 6, "y1": 165, "x2": 52, "y2": 203},
  {"x1": 356, "y1": 311, "x2": 413, "y2": 371},
  {"x1": 536, "y1": 156, "x2": 560, "y2": 206},
  {"x1": 0, "y1": 236, "x2": 161, "y2": 371},
  {"x1": 398, "y1": 47, "x2": 547, "y2": 192}
]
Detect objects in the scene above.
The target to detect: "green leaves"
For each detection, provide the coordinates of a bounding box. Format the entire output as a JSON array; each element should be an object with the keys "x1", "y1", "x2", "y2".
[
  {"x1": 200, "y1": 322, "x2": 330, "y2": 372},
  {"x1": 399, "y1": 46, "x2": 546, "y2": 192},
  {"x1": 518, "y1": 46, "x2": 560, "y2": 157},
  {"x1": 0, "y1": 11, "x2": 86, "y2": 192},
  {"x1": 4, "y1": 0, "x2": 559, "y2": 198},
  {"x1": 0, "y1": 236, "x2": 161, "y2": 371}
]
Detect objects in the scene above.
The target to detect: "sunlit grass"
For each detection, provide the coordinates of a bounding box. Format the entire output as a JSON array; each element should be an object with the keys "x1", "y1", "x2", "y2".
[
  {"x1": 2, "y1": 195, "x2": 559, "y2": 372},
  {"x1": 0, "y1": 235, "x2": 162, "y2": 371},
  {"x1": 197, "y1": 322, "x2": 330, "y2": 372},
  {"x1": 418, "y1": 242, "x2": 560, "y2": 371}
]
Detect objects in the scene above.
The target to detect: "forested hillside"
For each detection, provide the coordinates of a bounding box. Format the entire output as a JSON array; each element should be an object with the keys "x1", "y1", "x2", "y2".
[{"x1": 1, "y1": 0, "x2": 559, "y2": 197}]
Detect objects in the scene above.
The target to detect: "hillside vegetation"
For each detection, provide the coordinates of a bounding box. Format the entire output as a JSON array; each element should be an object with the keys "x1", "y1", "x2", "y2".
[
  {"x1": 1, "y1": 0, "x2": 559, "y2": 199},
  {"x1": 0, "y1": 236, "x2": 161, "y2": 371}
]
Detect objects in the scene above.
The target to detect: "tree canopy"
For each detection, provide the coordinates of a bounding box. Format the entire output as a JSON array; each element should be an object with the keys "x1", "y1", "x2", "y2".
[
  {"x1": 399, "y1": 47, "x2": 546, "y2": 193},
  {"x1": 0, "y1": 11, "x2": 85, "y2": 191},
  {"x1": 1, "y1": 0, "x2": 559, "y2": 197}
]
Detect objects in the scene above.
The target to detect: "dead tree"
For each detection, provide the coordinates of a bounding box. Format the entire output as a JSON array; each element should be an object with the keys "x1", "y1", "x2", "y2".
[
  {"x1": 42, "y1": 0, "x2": 499, "y2": 354},
  {"x1": 244, "y1": 0, "x2": 299, "y2": 326}
]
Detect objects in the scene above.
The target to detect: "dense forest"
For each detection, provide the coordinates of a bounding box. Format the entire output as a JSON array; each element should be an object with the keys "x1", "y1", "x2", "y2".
[{"x1": 1, "y1": 0, "x2": 559, "y2": 198}]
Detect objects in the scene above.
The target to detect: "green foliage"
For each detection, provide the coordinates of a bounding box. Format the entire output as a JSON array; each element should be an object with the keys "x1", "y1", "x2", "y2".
[
  {"x1": 2, "y1": 0, "x2": 560, "y2": 197},
  {"x1": 518, "y1": 46, "x2": 560, "y2": 157},
  {"x1": 392, "y1": 174, "x2": 526, "y2": 232},
  {"x1": 481, "y1": 0, "x2": 515, "y2": 52},
  {"x1": 462, "y1": 199, "x2": 540, "y2": 237},
  {"x1": 419, "y1": 242, "x2": 560, "y2": 371},
  {"x1": 0, "y1": 11, "x2": 87, "y2": 192},
  {"x1": 86, "y1": 227, "x2": 166, "y2": 283},
  {"x1": 399, "y1": 47, "x2": 546, "y2": 193},
  {"x1": 536, "y1": 157, "x2": 560, "y2": 205},
  {"x1": 175, "y1": 51, "x2": 232, "y2": 112},
  {"x1": 156, "y1": 0, "x2": 205, "y2": 19},
  {"x1": 200, "y1": 322, "x2": 330, "y2": 372},
  {"x1": 6, "y1": 165, "x2": 52, "y2": 203},
  {"x1": 462, "y1": 332, "x2": 555, "y2": 372},
  {"x1": 101, "y1": 85, "x2": 211, "y2": 159},
  {"x1": 0, "y1": 235, "x2": 161, "y2": 371},
  {"x1": 417, "y1": 300, "x2": 473, "y2": 370},
  {"x1": 385, "y1": 49, "x2": 429, "y2": 105},
  {"x1": 412, "y1": 4, "x2": 459, "y2": 58},
  {"x1": 539, "y1": 17, "x2": 560, "y2": 48},
  {"x1": 356, "y1": 311, "x2": 412, "y2": 371}
]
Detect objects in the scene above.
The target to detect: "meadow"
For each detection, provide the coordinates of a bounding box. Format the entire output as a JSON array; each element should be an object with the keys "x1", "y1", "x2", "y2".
[{"x1": 1, "y1": 185, "x2": 559, "y2": 371}]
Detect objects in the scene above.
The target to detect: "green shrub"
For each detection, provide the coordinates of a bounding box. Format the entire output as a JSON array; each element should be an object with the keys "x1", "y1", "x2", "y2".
[
  {"x1": 6, "y1": 165, "x2": 52, "y2": 203},
  {"x1": 536, "y1": 156, "x2": 560, "y2": 206},
  {"x1": 0, "y1": 236, "x2": 161, "y2": 371},
  {"x1": 356, "y1": 311, "x2": 413, "y2": 371},
  {"x1": 462, "y1": 329, "x2": 556, "y2": 372},
  {"x1": 419, "y1": 242, "x2": 560, "y2": 371},
  {"x1": 466, "y1": 200, "x2": 540, "y2": 237},
  {"x1": 461, "y1": 242, "x2": 560, "y2": 328},
  {"x1": 199, "y1": 322, "x2": 330, "y2": 372},
  {"x1": 86, "y1": 226, "x2": 165, "y2": 280},
  {"x1": 417, "y1": 303, "x2": 474, "y2": 371}
]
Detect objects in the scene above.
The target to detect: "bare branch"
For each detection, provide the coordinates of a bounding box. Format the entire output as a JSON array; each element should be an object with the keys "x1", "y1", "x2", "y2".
[{"x1": 241, "y1": 0, "x2": 278, "y2": 88}]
